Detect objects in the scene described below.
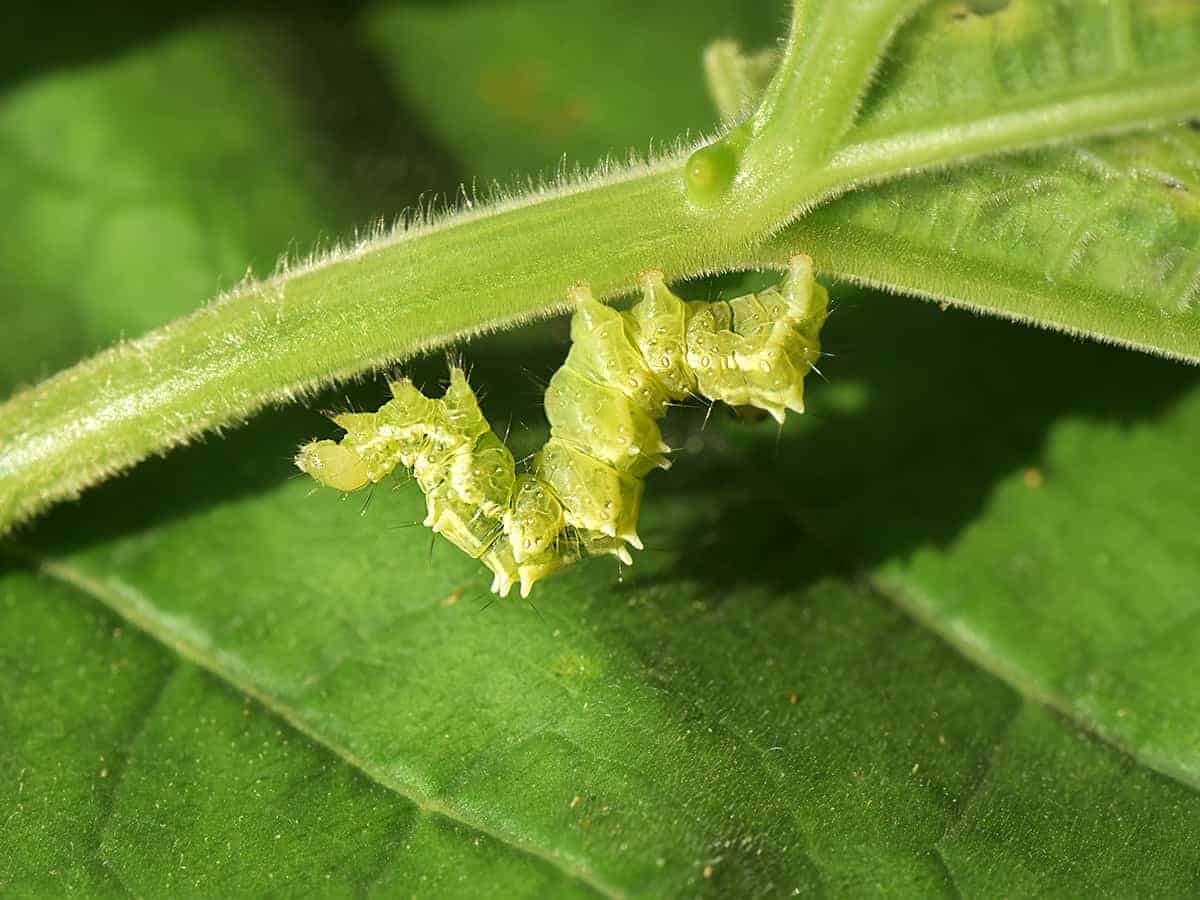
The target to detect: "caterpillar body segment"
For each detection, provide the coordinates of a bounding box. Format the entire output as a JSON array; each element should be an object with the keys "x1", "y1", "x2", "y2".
[{"x1": 296, "y1": 255, "x2": 828, "y2": 597}]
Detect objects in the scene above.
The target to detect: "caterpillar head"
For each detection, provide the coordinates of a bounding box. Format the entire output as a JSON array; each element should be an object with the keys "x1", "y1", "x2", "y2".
[{"x1": 296, "y1": 440, "x2": 371, "y2": 493}]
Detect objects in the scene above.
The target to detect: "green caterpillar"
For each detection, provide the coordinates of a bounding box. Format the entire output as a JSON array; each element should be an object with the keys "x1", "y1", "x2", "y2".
[{"x1": 296, "y1": 255, "x2": 828, "y2": 598}]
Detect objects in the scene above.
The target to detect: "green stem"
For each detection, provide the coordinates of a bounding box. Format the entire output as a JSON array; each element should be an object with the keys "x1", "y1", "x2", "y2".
[
  {"x1": 684, "y1": 0, "x2": 925, "y2": 213},
  {"x1": 0, "y1": 165, "x2": 699, "y2": 532},
  {"x1": 752, "y1": 0, "x2": 926, "y2": 159}
]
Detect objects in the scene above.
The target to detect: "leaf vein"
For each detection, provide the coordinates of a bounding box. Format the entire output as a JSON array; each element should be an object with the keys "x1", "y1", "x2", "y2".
[
  {"x1": 37, "y1": 557, "x2": 624, "y2": 900},
  {"x1": 866, "y1": 574, "x2": 1200, "y2": 796}
]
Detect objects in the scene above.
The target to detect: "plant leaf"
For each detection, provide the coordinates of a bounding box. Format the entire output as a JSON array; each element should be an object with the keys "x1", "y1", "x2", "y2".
[
  {"x1": 871, "y1": 363, "x2": 1200, "y2": 786},
  {"x1": 8, "y1": 323, "x2": 1200, "y2": 893},
  {"x1": 849, "y1": 0, "x2": 1200, "y2": 145},
  {"x1": 4, "y1": 2, "x2": 1200, "y2": 896},
  {"x1": 0, "y1": 576, "x2": 597, "y2": 897}
]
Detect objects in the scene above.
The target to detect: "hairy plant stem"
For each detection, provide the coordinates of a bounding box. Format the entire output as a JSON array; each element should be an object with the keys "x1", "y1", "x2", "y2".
[
  {"x1": 685, "y1": 0, "x2": 926, "y2": 215},
  {"x1": 2, "y1": 2, "x2": 1200, "y2": 534}
]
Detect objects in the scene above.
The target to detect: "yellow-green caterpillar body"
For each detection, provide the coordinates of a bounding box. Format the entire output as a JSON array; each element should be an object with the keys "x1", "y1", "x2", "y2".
[{"x1": 297, "y1": 255, "x2": 828, "y2": 597}]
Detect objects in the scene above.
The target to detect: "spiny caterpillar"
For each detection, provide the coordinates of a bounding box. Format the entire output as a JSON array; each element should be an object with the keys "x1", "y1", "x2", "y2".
[{"x1": 296, "y1": 255, "x2": 828, "y2": 598}]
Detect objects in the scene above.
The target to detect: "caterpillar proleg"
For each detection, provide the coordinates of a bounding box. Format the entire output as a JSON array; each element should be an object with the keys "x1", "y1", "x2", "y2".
[{"x1": 297, "y1": 255, "x2": 828, "y2": 597}]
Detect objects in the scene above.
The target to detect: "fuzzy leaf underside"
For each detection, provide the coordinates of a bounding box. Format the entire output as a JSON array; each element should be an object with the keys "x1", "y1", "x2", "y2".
[
  {"x1": 736, "y1": 0, "x2": 1200, "y2": 358},
  {"x1": 773, "y1": 125, "x2": 1200, "y2": 359}
]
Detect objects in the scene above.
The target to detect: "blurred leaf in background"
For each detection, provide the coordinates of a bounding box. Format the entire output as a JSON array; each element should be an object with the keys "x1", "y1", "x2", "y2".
[{"x1": 3, "y1": 1, "x2": 1200, "y2": 897}]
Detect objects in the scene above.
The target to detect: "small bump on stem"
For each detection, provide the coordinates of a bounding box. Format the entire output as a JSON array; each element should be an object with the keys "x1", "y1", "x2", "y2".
[{"x1": 684, "y1": 126, "x2": 749, "y2": 205}]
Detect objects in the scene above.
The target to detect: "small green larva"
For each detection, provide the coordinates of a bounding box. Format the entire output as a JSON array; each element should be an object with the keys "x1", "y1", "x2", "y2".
[{"x1": 296, "y1": 255, "x2": 828, "y2": 597}]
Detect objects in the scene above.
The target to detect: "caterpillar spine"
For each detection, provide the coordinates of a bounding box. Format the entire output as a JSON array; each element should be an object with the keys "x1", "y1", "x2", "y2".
[{"x1": 297, "y1": 255, "x2": 828, "y2": 597}]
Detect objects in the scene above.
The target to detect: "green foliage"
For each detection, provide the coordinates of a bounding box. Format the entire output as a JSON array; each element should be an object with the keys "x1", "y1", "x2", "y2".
[{"x1": 3, "y1": 1, "x2": 1200, "y2": 896}]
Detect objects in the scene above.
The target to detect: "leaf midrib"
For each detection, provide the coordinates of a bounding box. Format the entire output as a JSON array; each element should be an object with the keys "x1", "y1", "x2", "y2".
[
  {"x1": 825, "y1": 69, "x2": 1200, "y2": 192},
  {"x1": 844, "y1": 63, "x2": 1200, "y2": 148},
  {"x1": 869, "y1": 571, "x2": 1200, "y2": 793}
]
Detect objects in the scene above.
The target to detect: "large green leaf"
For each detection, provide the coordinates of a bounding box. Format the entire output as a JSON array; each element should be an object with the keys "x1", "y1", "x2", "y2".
[
  {"x1": 0, "y1": 577, "x2": 595, "y2": 897},
  {"x1": 4, "y1": 1, "x2": 1200, "y2": 897},
  {"x1": 8, "y1": 309, "x2": 1200, "y2": 894}
]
